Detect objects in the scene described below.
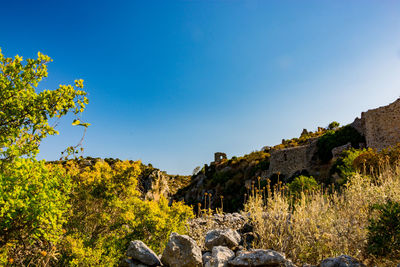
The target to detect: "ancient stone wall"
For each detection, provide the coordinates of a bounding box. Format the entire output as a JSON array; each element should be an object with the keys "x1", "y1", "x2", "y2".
[
  {"x1": 267, "y1": 139, "x2": 318, "y2": 179},
  {"x1": 353, "y1": 98, "x2": 400, "y2": 151},
  {"x1": 350, "y1": 117, "x2": 365, "y2": 137},
  {"x1": 214, "y1": 152, "x2": 227, "y2": 162}
]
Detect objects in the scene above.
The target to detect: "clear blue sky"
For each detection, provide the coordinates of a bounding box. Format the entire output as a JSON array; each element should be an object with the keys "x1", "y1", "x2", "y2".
[{"x1": 2, "y1": 1, "x2": 400, "y2": 174}]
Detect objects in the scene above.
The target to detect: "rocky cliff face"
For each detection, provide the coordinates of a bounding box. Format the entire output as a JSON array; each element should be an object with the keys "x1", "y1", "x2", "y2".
[{"x1": 139, "y1": 169, "x2": 170, "y2": 201}]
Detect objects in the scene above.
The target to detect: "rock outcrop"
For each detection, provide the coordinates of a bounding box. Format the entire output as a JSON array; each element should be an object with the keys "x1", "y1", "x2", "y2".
[
  {"x1": 140, "y1": 169, "x2": 170, "y2": 201},
  {"x1": 161, "y1": 232, "x2": 202, "y2": 267}
]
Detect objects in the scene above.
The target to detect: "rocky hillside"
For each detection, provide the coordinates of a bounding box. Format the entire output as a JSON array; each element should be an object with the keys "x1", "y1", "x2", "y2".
[
  {"x1": 57, "y1": 99, "x2": 400, "y2": 214},
  {"x1": 173, "y1": 123, "x2": 365, "y2": 212}
]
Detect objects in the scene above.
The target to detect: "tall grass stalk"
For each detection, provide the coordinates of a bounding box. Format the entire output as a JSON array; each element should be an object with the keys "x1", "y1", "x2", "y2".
[{"x1": 244, "y1": 166, "x2": 400, "y2": 265}]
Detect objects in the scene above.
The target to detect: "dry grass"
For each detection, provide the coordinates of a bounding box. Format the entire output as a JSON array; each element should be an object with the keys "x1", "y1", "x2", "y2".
[{"x1": 244, "y1": 165, "x2": 400, "y2": 266}]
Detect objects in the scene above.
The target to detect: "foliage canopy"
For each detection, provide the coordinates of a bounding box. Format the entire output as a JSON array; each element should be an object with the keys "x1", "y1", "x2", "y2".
[{"x1": 0, "y1": 48, "x2": 89, "y2": 159}]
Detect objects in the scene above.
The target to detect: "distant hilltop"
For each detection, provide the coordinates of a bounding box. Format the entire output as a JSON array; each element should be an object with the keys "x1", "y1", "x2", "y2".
[{"x1": 174, "y1": 98, "x2": 400, "y2": 212}]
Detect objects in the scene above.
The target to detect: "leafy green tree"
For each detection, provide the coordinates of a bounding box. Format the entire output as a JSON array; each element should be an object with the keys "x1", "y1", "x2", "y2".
[
  {"x1": 0, "y1": 49, "x2": 89, "y2": 265},
  {"x1": 0, "y1": 48, "x2": 89, "y2": 159}
]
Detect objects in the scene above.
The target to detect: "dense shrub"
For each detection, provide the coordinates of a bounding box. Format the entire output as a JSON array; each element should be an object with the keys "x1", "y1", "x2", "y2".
[
  {"x1": 317, "y1": 125, "x2": 365, "y2": 162},
  {"x1": 59, "y1": 160, "x2": 193, "y2": 266},
  {"x1": 367, "y1": 200, "x2": 400, "y2": 258},
  {"x1": 330, "y1": 148, "x2": 365, "y2": 184},
  {"x1": 0, "y1": 158, "x2": 71, "y2": 265},
  {"x1": 288, "y1": 175, "x2": 319, "y2": 196},
  {"x1": 328, "y1": 121, "x2": 340, "y2": 130}
]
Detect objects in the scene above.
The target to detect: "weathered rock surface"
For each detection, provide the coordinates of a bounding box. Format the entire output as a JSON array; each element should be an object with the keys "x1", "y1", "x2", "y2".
[
  {"x1": 205, "y1": 229, "x2": 241, "y2": 250},
  {"x1": 161, "y1": 232, "x2": 202, "y2": 267},
  {"x1": 319, "y1": 255, "x2": 365, "y2": 267},
  {"x1": 203, "y1": 251, "x2": 212, "y2": 266},
  {"x1": 126, "y1": 240, "x2": 161, "y2": 266},
  {"x1": 205, "y1": 246, "x2": 235, "y2": 267},
  {"x1": 140, "y1": 170, "x2": 170, "y2": 201},
  {"x1": 267, "y1": 138, "x2": 319, "y2": 180},
  {"x1": 228, "y1": 249, "x2": 296, "y2": 267},
  {"x1": 352, "y1": 98, "x2": 400, "y2": 151}
]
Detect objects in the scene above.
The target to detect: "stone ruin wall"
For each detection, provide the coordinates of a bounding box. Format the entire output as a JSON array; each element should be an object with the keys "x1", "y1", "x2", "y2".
[
  {"x1": 267, "y1": 98, "x2": 400, "y2": 180},
  {"x1": 214, "y1": 152, "x2": 227, "y2": 163},
  {"x1": 357, "y1": 98, "x2": 400, "y2": 151},
  {"x1": 267, "y1": 139, "x2": 318, "y2": 179}
]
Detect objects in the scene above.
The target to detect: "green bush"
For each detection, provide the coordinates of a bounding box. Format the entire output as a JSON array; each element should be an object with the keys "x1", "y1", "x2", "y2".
[
  {"x1": 0, "y1": 158, "x2": 71, "y2": 265},
  {"x1": 330, "y1": 148, "x2": 365, "y2": 184},
  {"x1": 328, "y1": 121, "x2": 340, "y2": 130},
  {"x1": 288, "y1": 175, "x2": 319, "y2": 196},
  {"x1": 317, "y1": 125, "x2": 365, "y2": 162},
  {"x1": 367, "y1": 200, "x2": 400, "y2": 259}
]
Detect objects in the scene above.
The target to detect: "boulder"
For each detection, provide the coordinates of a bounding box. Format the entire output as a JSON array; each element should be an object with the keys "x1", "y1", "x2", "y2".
[
  {"x1": 228, "y1": 249, "x2": 296, "y2": 267},
  {"x1": 205, "y1": 246, "x2": 235, "y2": 267},
  {"x1": 203, "y1": 252, "x2": 212, "y2": 266},
  {"x1": 319, "y1": 255, "x2": 365, "y2": 267},
  {"x1": 126, "y1": 240, "x2": 161, "y2": 266},
  {"x1": 205, "y1": 229, "x2": 241, "y2": 250},
  {"x1": 161, "y1": 232, "x2": 202, "y2": 267}
]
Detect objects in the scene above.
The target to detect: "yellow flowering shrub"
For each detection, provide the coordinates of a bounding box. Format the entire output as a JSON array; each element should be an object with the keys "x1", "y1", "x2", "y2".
[{"x1": 59, "y1": 160, "x2": 193, "y2": 266}]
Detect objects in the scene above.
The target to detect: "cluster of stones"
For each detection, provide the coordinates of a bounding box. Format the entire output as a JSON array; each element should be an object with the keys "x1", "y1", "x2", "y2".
[
  {"x1": 120, "y1": 227, "x2": 365, "y2": 267},
  {"x1": 187, "y1": 213, "x2": 247, "y2": 248}
]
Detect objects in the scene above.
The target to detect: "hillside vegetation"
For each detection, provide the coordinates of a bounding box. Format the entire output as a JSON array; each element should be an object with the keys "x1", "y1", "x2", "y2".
[
  {"x1": 174, "y1": 123, "x2": 365, "y2": 212},
  {"x1": 245, "y1": 155, "x2": 400, "y2": 266},
  {"x1": 1, "y1": 49, "x2": 400, "y2": 266}
]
